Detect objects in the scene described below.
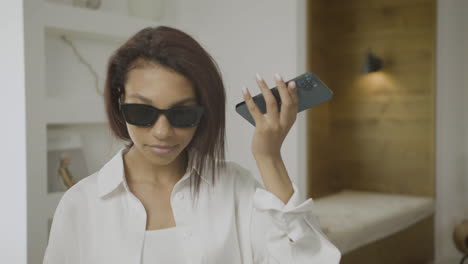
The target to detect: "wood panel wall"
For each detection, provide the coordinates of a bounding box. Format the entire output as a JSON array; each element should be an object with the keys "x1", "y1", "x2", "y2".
[{"x1": 306, "y1": 0, "x2": 436, "y2": 199}]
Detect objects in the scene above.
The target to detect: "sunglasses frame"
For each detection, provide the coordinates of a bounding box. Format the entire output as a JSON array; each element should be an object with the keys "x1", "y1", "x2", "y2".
[{"x1": 119, "y1": 99, "x2": 204, "y2": 128}]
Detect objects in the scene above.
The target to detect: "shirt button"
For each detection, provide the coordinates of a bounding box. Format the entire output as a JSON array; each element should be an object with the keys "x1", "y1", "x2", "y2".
[{"x1": 176, "y1": 192, "x2": 184, "y2": 200}]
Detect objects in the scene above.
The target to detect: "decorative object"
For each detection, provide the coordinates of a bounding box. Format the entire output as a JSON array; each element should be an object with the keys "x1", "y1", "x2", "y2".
[
  {"x1": 47, "y1": 130, "x2": 89, "y2": 192},
  {"x1": 362, "y1": 49, "x2": 383, "y2": 74},
  {"x1": 453, "y1": 219, "x2": 468, "y2": 264},
  {"x1": 58, "y1": 154, "x2": 77, "y2": 189},
  {"x1": 454, "y1": 219, "x2": 468, "y2": 252},
  {"x1": 128, "y1": 0, "x2": 165, "y2": 20},
  {"x1": 72, "y1": 0, "x2": 102, "y2": 9}
]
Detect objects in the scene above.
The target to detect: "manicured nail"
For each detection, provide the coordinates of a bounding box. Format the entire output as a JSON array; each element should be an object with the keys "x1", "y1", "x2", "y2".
[
  {"x1": 256, "y1": 73, "x2": 263, "y2": 81},
  {"x1": 289, "y1": 81, "x2": 296, "y2": 89},
  {"x1": 274, "y1": 73, "x2": 283, "y2": 82},
  {"x1": 242, "y1": 86, "x2": 249, "y2": 96}
]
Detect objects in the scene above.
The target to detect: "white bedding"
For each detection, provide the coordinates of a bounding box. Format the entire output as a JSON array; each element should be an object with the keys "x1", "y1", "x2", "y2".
[{"x1": 311, "y1": 189, "x2": 435, "y2": 254}]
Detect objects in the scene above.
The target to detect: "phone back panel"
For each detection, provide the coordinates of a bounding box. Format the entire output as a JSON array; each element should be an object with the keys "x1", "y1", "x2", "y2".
[{"x1": 235, "y1": 72, "x2": 333, "y2": 126}]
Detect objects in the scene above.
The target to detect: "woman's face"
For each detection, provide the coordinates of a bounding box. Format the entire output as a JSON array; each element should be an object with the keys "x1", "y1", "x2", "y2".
[{"x1": 122, "y1": 64, "x2": 199, "y2": 166}]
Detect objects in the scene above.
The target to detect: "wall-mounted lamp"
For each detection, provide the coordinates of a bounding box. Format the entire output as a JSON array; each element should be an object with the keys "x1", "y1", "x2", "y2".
[{"x1": 362, "y1": 50, "x2": 383, "y2": 74}]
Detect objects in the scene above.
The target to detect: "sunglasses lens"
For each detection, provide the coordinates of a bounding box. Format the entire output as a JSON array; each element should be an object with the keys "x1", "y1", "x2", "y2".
[
  {"x1": 169, "y1": 107, "x2": 202, "y2": 128},
  {"x1": 121, "y1": 104, "x2": 157, "y2": 127},
  {"x1": 121, "y1": 104, "x2": 203, "y2": 128}
]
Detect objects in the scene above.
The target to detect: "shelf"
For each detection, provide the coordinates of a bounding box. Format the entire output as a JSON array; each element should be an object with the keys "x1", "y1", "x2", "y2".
[
  {"x1": 312, "y1": 189, "x2": 435, "y2": 254},
  {"x1": 46, "y1": 123, "x2": 123, "y2": 176},
  {"x1": 42, "y1": 1, "x2": 161, "y2": 42},
  {"x1": 46, "y1": 96, "x2": 107, "y2": 124}
]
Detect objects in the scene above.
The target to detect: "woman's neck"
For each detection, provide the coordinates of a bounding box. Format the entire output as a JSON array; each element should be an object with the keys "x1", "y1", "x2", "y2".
[{"x1": 122, "y1": 146, "x2": 188, "y2": 188}]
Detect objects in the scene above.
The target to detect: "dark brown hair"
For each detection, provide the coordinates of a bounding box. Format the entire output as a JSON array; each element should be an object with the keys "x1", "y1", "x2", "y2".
[{"x1": 104, "y1": 26, "x2": 226, "y2": 204}]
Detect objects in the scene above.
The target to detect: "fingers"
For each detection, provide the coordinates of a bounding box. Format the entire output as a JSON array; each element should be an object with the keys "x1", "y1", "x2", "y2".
[
  {"x1": 273, "y1": 73, "x2": 291, "y2": 126},
  {"x1": 242, "y1": 73, "x2": 299, "y2": 128},
  {"x1": 242, "y1": 86, "x2": 263, "y2": 125},
  {"x1": 274, "y1": 73, "x2": 292, "y2": 106},
  {"x1": 256, "y1": 73, "x2": 279, "y2": 120},
  {"x1": 288, "y1": 80, "x2": 298, "y2": 106},
  {"x1": 281, "y1": 80, "x2": 298, "y2": 127}
]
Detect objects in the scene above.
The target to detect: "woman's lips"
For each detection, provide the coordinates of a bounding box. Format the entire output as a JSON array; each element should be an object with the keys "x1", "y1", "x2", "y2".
[{"x1": 148, "y1": 144, "x2": 176, "y2": 155}]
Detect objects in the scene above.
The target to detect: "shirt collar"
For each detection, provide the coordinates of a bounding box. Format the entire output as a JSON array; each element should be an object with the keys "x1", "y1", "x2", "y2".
[{"x1": 97, "y1": 147, "x2": 210, "y2": 198}]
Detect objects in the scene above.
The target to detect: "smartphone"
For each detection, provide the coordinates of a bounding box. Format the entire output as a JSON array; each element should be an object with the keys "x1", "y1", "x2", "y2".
[{"x1": 235, "y1": 72, "x2": 333, "y2": 126}]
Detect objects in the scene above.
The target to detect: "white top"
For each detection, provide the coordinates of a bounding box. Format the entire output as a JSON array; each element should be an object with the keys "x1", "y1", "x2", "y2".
[
  {"x1": 43, "y1": 147, "x2": 341, "y2": 264},
  {"x1": 142, "y1": 227, "x2": 186, "y2": 264}
]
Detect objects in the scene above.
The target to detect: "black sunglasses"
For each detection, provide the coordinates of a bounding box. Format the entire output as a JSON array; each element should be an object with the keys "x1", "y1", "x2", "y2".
[{"x1": 119, "y1": 101, "x2": 204, "y2": 128}]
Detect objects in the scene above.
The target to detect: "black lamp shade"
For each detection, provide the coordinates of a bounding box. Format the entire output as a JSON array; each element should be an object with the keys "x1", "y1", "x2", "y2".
[{"x1": 363, "y1": 51, "x2": 383, "y2": 73}]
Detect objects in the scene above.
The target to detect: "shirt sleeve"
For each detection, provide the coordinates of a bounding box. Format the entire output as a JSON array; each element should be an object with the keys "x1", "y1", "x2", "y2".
[
  {"x1": 43, "y1": 191, "x2": 79, "y2": 264},
  {"x1": 233, "y1": 162, "x2": 341, "y2": 264}
]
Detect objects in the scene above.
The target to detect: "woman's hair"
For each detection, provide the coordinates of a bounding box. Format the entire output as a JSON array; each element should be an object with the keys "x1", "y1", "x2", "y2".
[{"x1": 103, "y1": 26, "x2": 226, "y2": 203}]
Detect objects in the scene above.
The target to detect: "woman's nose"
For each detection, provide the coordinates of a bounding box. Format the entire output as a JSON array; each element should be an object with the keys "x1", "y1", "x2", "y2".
[{"x1": 151, "y1": 114, "x2": 174, "y2": 139}]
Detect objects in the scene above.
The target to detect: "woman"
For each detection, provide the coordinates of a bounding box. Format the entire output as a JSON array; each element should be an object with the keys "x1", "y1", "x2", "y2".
[{"x1": 43, "y1": 26, "x2": 340, "y2": 263}]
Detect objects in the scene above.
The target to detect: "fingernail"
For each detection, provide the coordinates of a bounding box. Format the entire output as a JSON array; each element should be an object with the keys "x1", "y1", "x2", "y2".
[
  {"x1": 242, "y1": 86, "x2": 249, "y2": 95},
  {"x1": 289, "y1": 81, "x2": 296, "y2": 89},
  {"x1": 274, "y1": 73, "x2": 283, "y2": 82},
  {"x1": 256, "y1": 73, "x2": 263, "y2": 81}
]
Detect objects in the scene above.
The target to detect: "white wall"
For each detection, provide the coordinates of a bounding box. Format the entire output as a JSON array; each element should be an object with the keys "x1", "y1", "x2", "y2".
[
  {"x1": 166, "y1": 0, "x2": 308, "y2": 199},
  {"x1": 0, "y1": 1, "x2": 27, "y2": 263},
  {"x1": 435, "y1": 0, "x2": 468, "y2": 260}
]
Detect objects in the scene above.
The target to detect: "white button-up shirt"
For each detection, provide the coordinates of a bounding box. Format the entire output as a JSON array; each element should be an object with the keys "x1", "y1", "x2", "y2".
[{"x1": 43, "y1": 147, "x2": 341, "y2": 263}]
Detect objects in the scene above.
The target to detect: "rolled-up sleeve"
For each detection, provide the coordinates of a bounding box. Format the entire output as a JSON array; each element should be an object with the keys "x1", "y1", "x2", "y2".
[
  {"x1": 251, "y1": 182, "x2": 341, "y2": 263},
  {"x1": 234, "y1": 163, "x2": 341, "y2": 263}
]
